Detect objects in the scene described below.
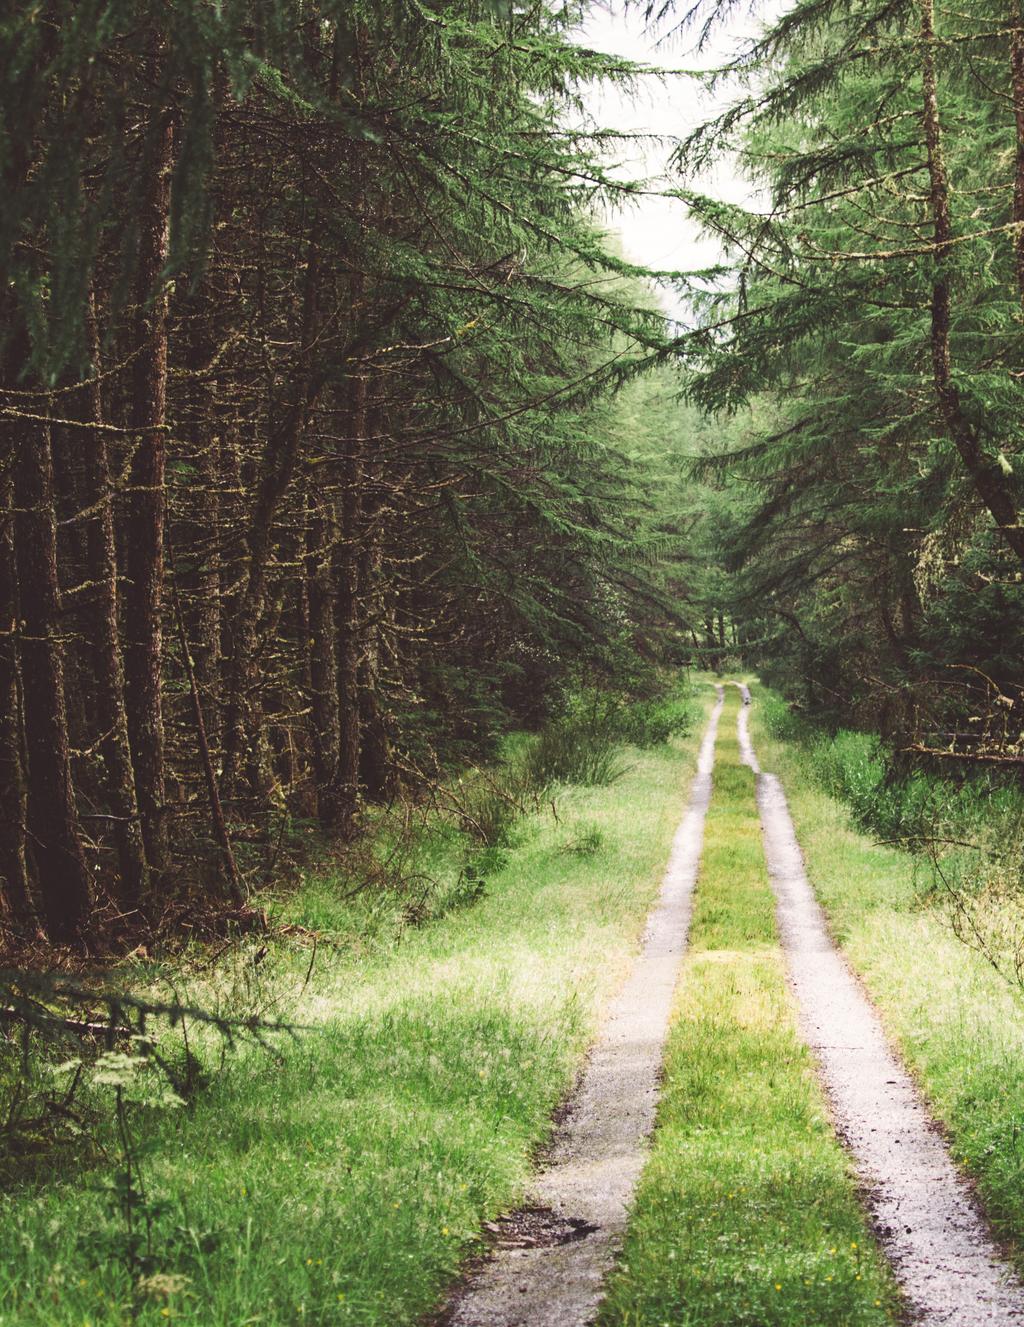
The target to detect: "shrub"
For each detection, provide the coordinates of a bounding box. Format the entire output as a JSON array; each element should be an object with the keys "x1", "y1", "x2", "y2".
[
  {"x1": 523, "y1": 713, "x2": 626, "y2": 788},
  {"x1": 454, "y1": 768, "x2": 531, "y2": 847},
  {"x1": 520, "y1": 683, "x2": 696, "y2": 789},
  {"x1": 761, "y1": 693, "x2": 810, "y2": 744},
  {"x1": 928, "y1": 808, "x2": 1024, "y2": 991},
  {"x1": 808, "y1": 730, "x2": 886, "y2": 819},
  {"x1": 767, "y1": 692, "x2": 1024, "y2": 854},
  {"x1": 615, "y1": 695, "x2": 695, "y2": 747}
]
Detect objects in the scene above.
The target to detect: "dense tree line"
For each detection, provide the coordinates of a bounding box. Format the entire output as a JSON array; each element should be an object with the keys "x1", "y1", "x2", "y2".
[
  {"x1": 16, "y1": 0, "x2": 1024, "y2": 952},
  {"x1": 673, "y1": 0, "x2": 1024, "y2": 760},
  {"x1": 0, "y1": 1, "x2": 690, "y2": 949}
]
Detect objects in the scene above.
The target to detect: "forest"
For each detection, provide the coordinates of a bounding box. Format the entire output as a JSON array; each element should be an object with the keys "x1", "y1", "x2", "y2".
[
  {"x1": 2, "y1": 1, "x2": 1024, "y2": 1325},
  {"x1": 1, "y1": 0, "x2": 689, "y2": 945}
]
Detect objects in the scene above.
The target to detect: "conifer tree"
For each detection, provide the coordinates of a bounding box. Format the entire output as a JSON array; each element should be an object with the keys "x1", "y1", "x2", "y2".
[{"x1": 667, "y1": 0, "x2": 1024, "y2": 740}]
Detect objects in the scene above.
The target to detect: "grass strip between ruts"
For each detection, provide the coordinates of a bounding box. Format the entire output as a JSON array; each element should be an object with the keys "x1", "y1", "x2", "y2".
[{"x1": 599, "y1": 691, "x2": 900, "y2": 1326}]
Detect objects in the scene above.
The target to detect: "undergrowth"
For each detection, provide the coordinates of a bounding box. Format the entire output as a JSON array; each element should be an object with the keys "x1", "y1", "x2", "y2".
[
  {"x1": 760, "y1": 692, "x2": 1024, "y2": 990},
  {"x1": 759, "y1": 695, "x2": 1021, "y2": 846},
  {"x1": 438, "y1": 683, "x2": 695, "y2": 871}
]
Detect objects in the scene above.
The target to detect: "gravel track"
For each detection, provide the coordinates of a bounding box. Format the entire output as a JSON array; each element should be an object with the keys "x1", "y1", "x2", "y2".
[
  {"x1": 740, "y1": 700, "x2": 1024, "y2": 1325},
  {"x1": 440, "y1": 688, "x2": 725, "y2": 1327}
]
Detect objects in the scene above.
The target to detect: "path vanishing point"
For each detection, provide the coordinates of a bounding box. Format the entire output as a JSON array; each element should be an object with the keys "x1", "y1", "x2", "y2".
[{"x1": 442, "y1": 685, "x2": 1024, "y2": 1326}]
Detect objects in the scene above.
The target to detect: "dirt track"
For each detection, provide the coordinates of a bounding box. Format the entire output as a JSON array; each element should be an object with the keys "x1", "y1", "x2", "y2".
[
  {"x1": 441, "y1": 688, "x2": 724, "y2": 1327},
  {"x1": 741, "y1": 701, "x2": 1024, "y2": 1325},
  {"x1": 442, "y1": 688, "x2": 1024, "y2": 1326}
]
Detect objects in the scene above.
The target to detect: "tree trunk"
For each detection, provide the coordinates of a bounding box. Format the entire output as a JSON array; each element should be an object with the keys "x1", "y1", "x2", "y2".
[
  {"x1": 0, "y1": 468, "x2": 33, "y2": 927},
  {"x1": 81, "y1": 297, "x2": 150, "y2": 910},
  {"x1": 357, "y1": 500, "x2": 393, "y2": 800},
  {"x1": 181, "y1": 102, "x2": 228, "y2": 754},
  {"x1": 13, "y1": 411, "x2": 92, "y2": 946},
  {"x1": 305, "y1": 497, "x2": 341, "y2": 824},
  {"x1": 192, "y1": 439, "x2": 223, "y2": 749},
  {"x1": 0, "y1": 57, "x2": 53, "y2": 934},
  {"x1": 326, "y1": 374, "x2": 367, "y2": 838},
  {"x1": 919, "y1": 0, "x2": 1024, "y2": 563},
  {"x1": 124, "y1": 104, "x2": 174, "y2": 882},
  {"x1": 169, "y1": 543, "x2": 244, "y2": 904},
  {"x1": 1011, "y1": 3, "x2": 1024, "y2": 303},
  {"x1": 222, "y1": 248, "x2": 322, "y2": 801},
  {"x1": 184, "y1": 299, "x2": 224, "y2": 752}
]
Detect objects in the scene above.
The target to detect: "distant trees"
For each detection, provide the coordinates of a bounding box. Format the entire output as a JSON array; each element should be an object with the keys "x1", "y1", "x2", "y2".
[{"x1": 0, "y1": 1, "x2": 685, "y2": 946}]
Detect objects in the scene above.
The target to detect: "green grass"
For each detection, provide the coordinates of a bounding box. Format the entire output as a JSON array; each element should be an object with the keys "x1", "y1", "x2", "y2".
[
  {"x1": 749, "y1": 688, "x2": 1024, "y2": 1265},
  {"x1": 599, "y1": 693, "x2": 899, "y2": 1327},
  {"x1": 0, "y1": 692, "x2": 713, "y2": 1327}
]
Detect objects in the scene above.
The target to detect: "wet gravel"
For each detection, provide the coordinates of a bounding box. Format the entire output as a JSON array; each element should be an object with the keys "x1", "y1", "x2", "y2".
[
  {"x1": 440, "y1": 689, "x2": 725, "y2": 1327},
  {"x1": 742, "y1": 704, "x2": 1024, "y2": 1325}
]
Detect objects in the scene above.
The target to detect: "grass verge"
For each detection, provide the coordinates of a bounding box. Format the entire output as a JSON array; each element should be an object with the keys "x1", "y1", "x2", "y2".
[
  {"x1": 0, "y1": 690, "x2": 712, "y2": 1327},
  {"x1": 599, "y1": 691, "x2": 898, "y2": 1327},
  {"x1": 750, "y1": 687, "x2": 1024, "y2": 1265}
]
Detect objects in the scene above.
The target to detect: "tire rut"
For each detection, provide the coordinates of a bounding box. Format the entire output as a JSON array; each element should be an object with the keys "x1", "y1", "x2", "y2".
[
  {"x1": 438, "y1": 687, "x2": 725, "y2": 1327},
  {"x1": 740, "y1": 697, "x2": 1024, "y2": 1325}
]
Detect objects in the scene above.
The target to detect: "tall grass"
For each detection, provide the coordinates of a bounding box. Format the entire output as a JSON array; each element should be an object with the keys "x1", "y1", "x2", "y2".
[
  {"x1": 759, "y1": 694, "x2": 1023, "y2": 849},
  {"x1": 0, "y1": 682, "x2": 705, "y2": 1327},
  {"x1": 522, "y1": 687, "x2": 694, "y2": 790},
  {"x1": 452, "y1": 683, "x2": 696, "y2": 852}
]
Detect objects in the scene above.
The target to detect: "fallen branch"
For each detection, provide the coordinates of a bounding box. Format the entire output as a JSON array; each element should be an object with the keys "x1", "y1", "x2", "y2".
[
  {"x1": 900, "y1": 743, "x2": 1024, "y2": 765},
  {"x1": 0, "y1": 1006, "x2": 132, "y2": 1038}
]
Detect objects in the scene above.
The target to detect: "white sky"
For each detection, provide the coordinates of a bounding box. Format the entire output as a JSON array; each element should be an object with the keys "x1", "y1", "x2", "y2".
[{"x1": 576, "y1": 1, "x2": 781, "y2": 323}]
